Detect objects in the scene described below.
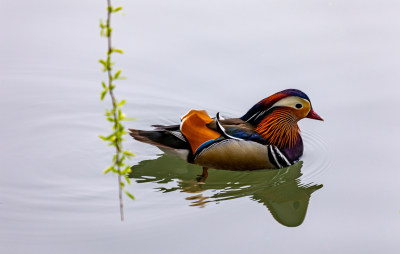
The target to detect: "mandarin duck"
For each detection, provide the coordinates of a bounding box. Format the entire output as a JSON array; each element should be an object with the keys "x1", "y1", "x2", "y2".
[{"x1": 129, "y1": 89, "x2": 323, "y2": 182}]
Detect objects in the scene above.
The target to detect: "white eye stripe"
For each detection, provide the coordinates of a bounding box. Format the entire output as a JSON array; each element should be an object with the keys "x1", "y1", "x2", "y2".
[
  {"x1": 271, "y1": 96, "x2": 309, "y2": 109},
  {"x1": 245, "y1": 96, "x2": 310, "y2": 123}
]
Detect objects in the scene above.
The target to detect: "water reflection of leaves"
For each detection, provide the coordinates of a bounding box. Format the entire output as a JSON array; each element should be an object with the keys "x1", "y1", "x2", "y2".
[{"x1": 130, "y1": 154, "x2": 323, "y2": 227}]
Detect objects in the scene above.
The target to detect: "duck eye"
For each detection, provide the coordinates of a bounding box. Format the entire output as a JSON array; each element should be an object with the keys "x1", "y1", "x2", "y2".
[{"x1": 295, "y1": 103, "x2": 302, "y2": 109}]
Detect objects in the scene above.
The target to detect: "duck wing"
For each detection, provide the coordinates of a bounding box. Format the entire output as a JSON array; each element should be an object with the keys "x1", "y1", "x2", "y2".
[{"x1": 206, "y1": 113, "x2": 266, "y2": 144}]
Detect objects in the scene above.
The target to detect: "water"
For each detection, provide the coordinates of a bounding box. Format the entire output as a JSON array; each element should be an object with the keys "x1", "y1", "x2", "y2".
[{"x1": 1, "y1": 0, "x2": 400, "y2": 253}]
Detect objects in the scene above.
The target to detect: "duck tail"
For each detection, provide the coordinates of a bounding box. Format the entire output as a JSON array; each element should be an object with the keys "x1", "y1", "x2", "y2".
[{"x1": 128, "y1": 128, "x2": 189, "y2": 150}]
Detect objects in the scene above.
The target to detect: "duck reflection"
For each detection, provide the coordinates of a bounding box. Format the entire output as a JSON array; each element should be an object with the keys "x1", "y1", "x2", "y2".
[{"x1": 129, "y1": 154, "x2": 322, "y2": 227}]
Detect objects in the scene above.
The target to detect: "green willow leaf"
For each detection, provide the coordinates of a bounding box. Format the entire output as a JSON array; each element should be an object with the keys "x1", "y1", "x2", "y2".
[
  {"x1": 100, "y1": 90, "x2": 107, "y2": 100},
  {"x1": 114, "y1": 6, "x2": 123, "y2": 12},
  {"x1": 103, "y1": 166, "x2": 114, "y2": 174},
  {"x1": 124, "y1": 169, "x2": 131, "y2": 175},
  {"x1": 121, "y1": 166, "x2": 131, "y2": 175},
  {"x1": 123, "y1": 150, "x2": 135, "y2": 157},
  {"x1": 99, "y1": 134, "x2": 110, "y2": 141},
  {"x1": 114, "y1": 69, "x2": 121, "y2": 79},
  {"x1": 124, "y1": 190, "x2": 135, "y2": 200},
  {"x1": 118, "y1": 100, "x2": 126, "y2": 107},
  {"x1": 113, "y1": 48, "x2": 124, "y2": 54}
]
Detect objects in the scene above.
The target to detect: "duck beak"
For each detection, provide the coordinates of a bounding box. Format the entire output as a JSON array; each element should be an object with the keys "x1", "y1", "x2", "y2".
[{"x1": 307, "y1": 109, "x2": 324, "y2": 121}]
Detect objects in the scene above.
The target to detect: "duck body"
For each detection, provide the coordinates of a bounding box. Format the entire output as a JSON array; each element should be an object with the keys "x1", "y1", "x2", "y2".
[
  {"x1": 129, "y1": 89, "x2": 323, "y2": 171},
  {"x1": 194, "y1": 139, "x2": 276, "y2": 170}
]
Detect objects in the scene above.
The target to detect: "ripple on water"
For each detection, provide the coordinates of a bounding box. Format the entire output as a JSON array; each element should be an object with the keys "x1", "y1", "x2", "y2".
[{"x1": 300, "y1": 129, "x2": 332, "y2": 181}]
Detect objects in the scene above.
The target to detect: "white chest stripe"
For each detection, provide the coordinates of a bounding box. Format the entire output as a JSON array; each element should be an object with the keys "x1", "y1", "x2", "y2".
[
  {"x1": 268, "y1": 145, "x2": 282, "y2": 168},
  {"x1": 273, "y1": 146, "x2": 291, "y2": 167}
]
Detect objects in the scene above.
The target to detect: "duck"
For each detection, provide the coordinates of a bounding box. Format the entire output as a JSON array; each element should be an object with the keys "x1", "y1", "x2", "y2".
[{"x1": 129, "y1": 89, "x2": 323, "y2": 182}]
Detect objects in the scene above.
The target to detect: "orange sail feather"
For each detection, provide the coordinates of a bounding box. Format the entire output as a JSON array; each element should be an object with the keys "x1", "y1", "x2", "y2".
[{"x1": 180, "y1": 110, "x2": 221, "y2": 153}]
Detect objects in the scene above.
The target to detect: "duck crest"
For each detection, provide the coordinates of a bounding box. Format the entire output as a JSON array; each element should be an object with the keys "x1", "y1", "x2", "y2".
[{"x1": 254, "y1": 108, "x2": 301, "y2": 149}]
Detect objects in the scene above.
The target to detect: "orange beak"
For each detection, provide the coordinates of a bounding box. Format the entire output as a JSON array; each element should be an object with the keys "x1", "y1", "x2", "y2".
[{"x1": 307, "y1": 109, "x2": 324, "y2": 121}]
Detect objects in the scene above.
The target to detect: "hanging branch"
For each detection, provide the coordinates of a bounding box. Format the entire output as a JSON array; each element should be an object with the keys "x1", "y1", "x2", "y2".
[{"x1": 99, "y1": 0, "x2": 135, "y2": 221}]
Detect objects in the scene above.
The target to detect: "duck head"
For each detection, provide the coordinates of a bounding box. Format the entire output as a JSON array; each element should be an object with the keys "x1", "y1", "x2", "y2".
[{"x1": 241, "y1": 89, "x2": 323, "y2": 149}]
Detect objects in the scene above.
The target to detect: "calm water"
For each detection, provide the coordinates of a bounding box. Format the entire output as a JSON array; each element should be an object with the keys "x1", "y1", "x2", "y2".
[{"x1": 1, "y1": 0, "x2": 400, "y2": 253}]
